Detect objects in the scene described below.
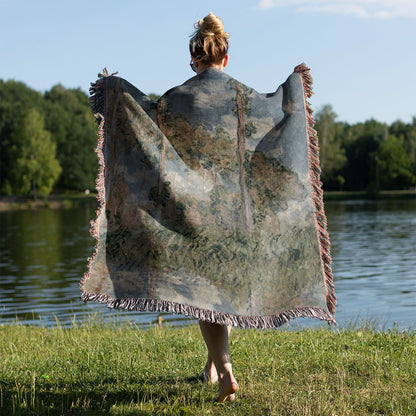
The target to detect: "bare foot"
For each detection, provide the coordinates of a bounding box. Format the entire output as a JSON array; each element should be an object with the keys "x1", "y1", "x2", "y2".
[
  {"x1": 215, "y1": 372, "x2": 239, "y2": 403},
  {"x1": 200, "y1": 358, "x2": 218, "y2": 384}
]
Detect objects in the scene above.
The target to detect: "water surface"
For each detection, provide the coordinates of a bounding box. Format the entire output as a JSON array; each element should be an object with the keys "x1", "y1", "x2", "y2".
[{"x1": 0, "y1": 199, "x2": 415, "y2": 330}]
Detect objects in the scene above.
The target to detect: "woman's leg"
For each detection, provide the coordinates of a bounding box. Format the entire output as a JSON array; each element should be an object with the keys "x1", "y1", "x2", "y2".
[
  {"x1": 199, "y1": 321, "x2": 239, "y2": 402},
  {"x1": 201, "y1": 325, "x2": 232, "y2": 384},
  {"x1": 201, "y1": 354, "x2": 218, "y2": 383}
]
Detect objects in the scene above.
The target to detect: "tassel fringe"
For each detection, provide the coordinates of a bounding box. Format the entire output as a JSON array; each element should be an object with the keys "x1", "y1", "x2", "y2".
[
  {"x1": 294, "y1": 63, "x2": 337, "y2": 315},
  {"x1": 81, "y1": 291, "x2": 337, "y2": 328},
  {"x1": 79, "y1": 69, "x2": 112, "y2": 290}
]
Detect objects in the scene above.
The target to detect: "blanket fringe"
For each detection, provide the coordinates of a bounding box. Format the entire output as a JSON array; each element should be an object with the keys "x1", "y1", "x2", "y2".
[
  {"x1": 294, "y1": 63, "x2": 336, "y2": 315},
  {"x1": 81, "y1": 291, "x2": 337, "y2": 328},
  {"x1": 79, "y1": 69, "x2": 113, "y2": 290}
]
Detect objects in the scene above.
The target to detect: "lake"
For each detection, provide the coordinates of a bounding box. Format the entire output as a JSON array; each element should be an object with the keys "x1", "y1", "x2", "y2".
[{"x1": 0, "y1": 198, "x2": 415, "y2": 330}]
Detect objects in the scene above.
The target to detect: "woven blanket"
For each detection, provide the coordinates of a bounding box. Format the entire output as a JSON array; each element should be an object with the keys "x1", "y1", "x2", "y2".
[{"x1": 80, "y1": 64, "x2": 336, "y2": 328}]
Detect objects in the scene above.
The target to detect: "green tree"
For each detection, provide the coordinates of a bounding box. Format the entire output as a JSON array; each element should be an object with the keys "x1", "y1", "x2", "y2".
[
  {"x1": 389, "y1": 118, "x2": 416, "y2": 181},
  {"x1": 341, "y1": 119, "x2": 388, "y2": 191},
  {"x1": 0, "y1": 80, "x2": 45, "y2": 194},
  {"x1": 0, "y1": 102, "x2": 20, "y2": 194},
  {"x1": 0, "y1": 79, "x2": 44, "y2": 108},
  {"x1": 314, "y1": 105, "x2": 347, "y2": 188},
  {"x1": 376, "y1": 135, "x2": 415, "y2": 189},
  {"x1": 44, "y1": 85, "x2": 97, "y2": 191},
  {"x1": 148, "y1": 93, "x2": 160, "y2": 101},
  {"x1": 10, "y1": 108, "x2": 61, "y2": 197}
]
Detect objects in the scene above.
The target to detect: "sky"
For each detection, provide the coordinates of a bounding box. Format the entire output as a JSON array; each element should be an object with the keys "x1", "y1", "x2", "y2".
[{"x1": 1, "y1": 0, "x2": 415, "y2": 125}]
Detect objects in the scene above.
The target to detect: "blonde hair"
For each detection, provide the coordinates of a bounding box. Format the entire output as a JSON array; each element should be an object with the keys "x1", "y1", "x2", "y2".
[{"x1": 189, "y1": 12, "x2": 229, "y2": 65}]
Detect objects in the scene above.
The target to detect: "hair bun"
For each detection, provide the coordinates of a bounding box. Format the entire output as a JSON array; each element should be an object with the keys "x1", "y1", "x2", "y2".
[
  {"x1": 189, "y1": 13, "x2": 229, "y2": 65},
  {"x1": 197, "y1": 12, "x2": 225, "y2": 37}
]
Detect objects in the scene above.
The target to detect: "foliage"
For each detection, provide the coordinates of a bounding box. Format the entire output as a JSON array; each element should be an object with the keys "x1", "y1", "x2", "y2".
[
  {"x1": 376, "y1": 135, "x2": 415, "y2": 189},
  {"x1": 0, "y1": 322, "x2": 414, "y2": 415},
  {"x1": 0, "y1": 80, "x2": 45, "y2": 195},
  {"x1": 0, "y1": 80, "x2": 96, "y2": 195},
  {"x1": 44, "y1": 85, "x2": 97, "y2": 192},
  {"x1": 148, "y1": 93, "x2": 161, "y2": 101},
  {"x1": 314, "y1": 105, "x2": 416, "y2": 191},
  {"x1": 314, "y1": 105, "x2": 347, "y2": 183},
  {"x1": 8, "y1": 108, "x2": 61, "y2": 197}
]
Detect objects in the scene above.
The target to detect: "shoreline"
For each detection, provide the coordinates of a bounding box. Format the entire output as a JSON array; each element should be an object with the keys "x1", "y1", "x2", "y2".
[
  {"x1": 0, "y1": 194, "x2": 98, "y2": 211},
  {"x1": 323, "y1": 190, "x2": 416, "y2": 200},
  {"x1": 0, "y1": 190, "x2": 415, "y2": 211}
]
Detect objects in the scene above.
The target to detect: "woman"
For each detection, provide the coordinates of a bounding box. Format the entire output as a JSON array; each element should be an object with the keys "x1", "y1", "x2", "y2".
[
  {"x1": 188, "y1": 12, "x2": 239, "y2": 403},
  {"x1": 82, "y1": 11, "x2": 336, "y2": 405}
]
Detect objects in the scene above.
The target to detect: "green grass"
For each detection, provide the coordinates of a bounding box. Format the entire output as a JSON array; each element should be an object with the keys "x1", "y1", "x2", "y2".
[
  {"x1": 324, "y1": 190, "x2": 416, "y2": 200},
  {"x1": 0, "y1": 320, "x2": 415, "y2": 415}
]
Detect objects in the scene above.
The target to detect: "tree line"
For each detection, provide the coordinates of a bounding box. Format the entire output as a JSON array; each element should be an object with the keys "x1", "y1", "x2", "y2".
[
  {"x1": 315, "y1": 105, "x2": 415, "y2": 192},
  {"x1": 0, "y1": 80, "x2": 97, "y2": 197},
  {"x1": 0, "y1": 80, "x2": 415, "y2": 197}
]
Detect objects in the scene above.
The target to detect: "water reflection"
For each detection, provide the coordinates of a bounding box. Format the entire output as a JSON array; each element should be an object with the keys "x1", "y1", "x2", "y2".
[
  {"x1": 0, "y1": 199, "x2": 415, "y2": 329},
  {"x1": 0, "y1": 206, "x2": 188, "y2": 327},
  {"x1": 324, "y1": 199, "x2": 415, "y2": 329}
]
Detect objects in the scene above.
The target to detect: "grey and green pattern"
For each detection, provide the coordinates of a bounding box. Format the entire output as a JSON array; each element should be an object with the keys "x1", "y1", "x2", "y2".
[{"x1": 81, "y1": 65, "x2": 336, "y2": 328}]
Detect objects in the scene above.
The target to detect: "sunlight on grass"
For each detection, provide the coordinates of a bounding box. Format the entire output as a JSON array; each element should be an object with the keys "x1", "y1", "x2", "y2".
[{"x1": 0, "y1": 316, "x2": 415, "y2": 415}]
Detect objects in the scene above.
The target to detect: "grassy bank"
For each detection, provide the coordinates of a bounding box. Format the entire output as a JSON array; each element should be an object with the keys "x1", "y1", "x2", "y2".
[
  {"x1": 0, "y1": 190, "x2": 415, "y2": 211},
  {"x1": 0, "y1": 321, "x2": 414, "y2": 415},
  {"x1": 324, "y1": 190, "x2": 416, "y2": 201},
  {"x1": 0, "y1": 194, "x2": 97, "y2": 211}
]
